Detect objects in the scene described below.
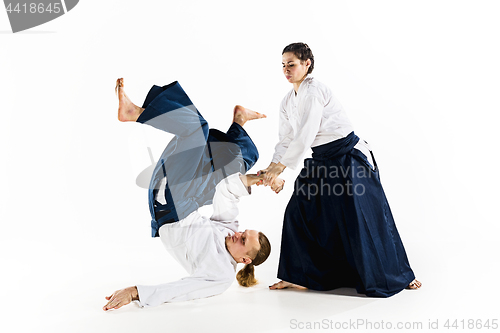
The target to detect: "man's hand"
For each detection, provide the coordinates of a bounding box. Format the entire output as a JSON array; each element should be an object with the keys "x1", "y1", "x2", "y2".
[{"x1": 103, "y1": 286, "x2": 139, "y2": 311}]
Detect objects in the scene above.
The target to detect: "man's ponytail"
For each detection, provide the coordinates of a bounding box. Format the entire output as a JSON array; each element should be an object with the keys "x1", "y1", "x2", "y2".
[
  {"x1": 236, "y1": 264, "x2": 257, "y2": 287},
  {"x1": 236, "y1": 231, "x2": 271, "y2": 287}
]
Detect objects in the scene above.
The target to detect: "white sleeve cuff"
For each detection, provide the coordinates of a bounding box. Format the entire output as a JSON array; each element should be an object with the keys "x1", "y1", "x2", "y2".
[{"x1": 225, "y1": 172, "x2": 251, "y2": 196}]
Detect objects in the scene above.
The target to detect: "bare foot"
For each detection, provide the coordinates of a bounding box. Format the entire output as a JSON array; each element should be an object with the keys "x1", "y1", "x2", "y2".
[
  {"x1": 269, "y1": 280, "x2": 307, "y2": 290},
  {"x1": 116, "y1": 78, "x2": 145, "y2": 122},
  {"x1": 233, "y1": 105, "x2": 266, "y2": 127},
  {"x1": 407, "y1": 279, "x2": 422, "y2": 290}
]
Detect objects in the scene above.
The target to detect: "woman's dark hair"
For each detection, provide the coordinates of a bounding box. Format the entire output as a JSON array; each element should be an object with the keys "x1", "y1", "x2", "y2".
[{"x1": 282, "y1": 42, "x2": 315, "y2": 74}]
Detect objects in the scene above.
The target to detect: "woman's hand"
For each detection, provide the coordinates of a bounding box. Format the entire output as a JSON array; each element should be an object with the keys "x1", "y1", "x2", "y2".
[
  {"x1": 270, "y1": 177, "x2": 285, "y2": 194},
  {"x1": 257, "y1": 162, "x2": 286, "y2": 187},
  {"x1": 103, "y1": 286, "x2": 139, "y2": 311},
  {"x1": 257, "y1": 162, "x2": 276, "y2": 177}
]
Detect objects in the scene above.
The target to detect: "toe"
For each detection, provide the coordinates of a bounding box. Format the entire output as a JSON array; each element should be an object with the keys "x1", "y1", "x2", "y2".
[{"x1": 407, "y1": 279, "x2": 422, "y2": 289}]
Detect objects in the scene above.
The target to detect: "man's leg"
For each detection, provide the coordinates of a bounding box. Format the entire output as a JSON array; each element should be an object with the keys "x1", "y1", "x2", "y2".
[
  {"x1": 116, "y1": 78, "x2": 145, "y2": 122},
  {"x1": 116, "y1": 78, "x2": 210, "y2": 236},
  {"x1": 227, "y1": 105, "x2": 264, "y2": 170},
  {"x1": 116, "y1": 78, "x2": 207, "y2": 140},
  {"x1": 116, "y1": 80, "x2": 269, "y2": 234},
  {"x1": 193, "y1": 106, "x2": 267, "y2": 207},
  {"x1": 209, "y1": 105, "x2": 264, "y2": 173}
]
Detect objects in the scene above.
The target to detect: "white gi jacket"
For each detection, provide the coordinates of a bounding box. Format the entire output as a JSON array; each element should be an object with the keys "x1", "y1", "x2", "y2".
[
  {"x1": 272, "y1": 75, "x2": 373, "y2": 170},
  {"x1": 136, "y1": 173, "x2": 250, "y2": 307}
]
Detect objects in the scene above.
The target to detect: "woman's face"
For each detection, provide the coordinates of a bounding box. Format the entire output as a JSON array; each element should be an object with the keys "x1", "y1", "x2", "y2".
[{"x1": 282, "y1": 52, "x2": 310, "y2": 84}]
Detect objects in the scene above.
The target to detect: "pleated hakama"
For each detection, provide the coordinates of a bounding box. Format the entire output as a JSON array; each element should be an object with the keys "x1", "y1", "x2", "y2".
[{"x1": 277, "y1": 132, "x2": 415, "y2": 297}]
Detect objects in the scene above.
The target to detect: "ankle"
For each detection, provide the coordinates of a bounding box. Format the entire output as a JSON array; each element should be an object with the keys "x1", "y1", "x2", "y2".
[{"x1": 233, "y1": 116, "x2": 246, "y2": 127}]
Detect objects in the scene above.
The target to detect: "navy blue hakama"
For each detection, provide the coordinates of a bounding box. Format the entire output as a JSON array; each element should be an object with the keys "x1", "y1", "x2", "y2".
[
  {"x1": 277, "y1": 132, "x2": 415, "y2": 297},
  {"x1": 136, "y1": 81, "x2": 259, "y2": 237}
]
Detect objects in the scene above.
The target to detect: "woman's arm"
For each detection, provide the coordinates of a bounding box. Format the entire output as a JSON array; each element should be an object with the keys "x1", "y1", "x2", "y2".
[
  {"x1": 262, "y1": 95, "x2": 324, "y2": 186},
  {"x1": 278, "y1": 95, "x2": 323, "y2": 169},
  {"x1": 259, "y1": 101, "x2": 292, "y2": 186},
  {"x1": 271, "y1": 101, "x2": 294, "y2": 164}
]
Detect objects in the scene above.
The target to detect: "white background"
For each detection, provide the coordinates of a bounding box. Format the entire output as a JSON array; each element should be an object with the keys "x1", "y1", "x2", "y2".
[{"x1": 1, "y1": 1, "x2": 499, "y2": 332}]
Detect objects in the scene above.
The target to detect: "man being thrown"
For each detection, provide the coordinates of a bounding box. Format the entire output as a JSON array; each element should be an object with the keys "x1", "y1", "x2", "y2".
[{"x1": 103, "y1": 79, "x2": 283, "y2": 310}]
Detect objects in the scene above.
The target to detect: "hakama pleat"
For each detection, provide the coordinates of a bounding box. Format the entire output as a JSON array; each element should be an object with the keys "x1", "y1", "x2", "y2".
[{"x1": 277, "y1": 132, "x2": 415, "y2": 297}]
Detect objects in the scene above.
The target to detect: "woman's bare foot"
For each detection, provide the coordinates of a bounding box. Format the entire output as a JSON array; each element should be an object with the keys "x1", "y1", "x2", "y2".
[
  {"x1": 233, "y1": 105, "x2": 266, "y2": 127},
  {"x1": 269, "y1": 280, "x2": 307, "y2": 290},
  {"x1": 407, "y1": 279, "x2": 422, "y2": 290},
  {"x1": 116, "y1": 78, "x2": 145, "y2": 122}
]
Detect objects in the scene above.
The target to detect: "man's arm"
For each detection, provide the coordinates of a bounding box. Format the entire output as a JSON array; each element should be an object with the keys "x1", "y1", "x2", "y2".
[
  {"x1": 211, "y1": 173, "x2": 285, "y2": 223},
  {"x1": 103, "y1": 275, "x2": 233, "y2": 310},
  {"x1": 210, "y1": 173, "x2": 252, "y2": 223},
  {"x1": 135, "y1": 275, "x2": 233, "y2": 307}
]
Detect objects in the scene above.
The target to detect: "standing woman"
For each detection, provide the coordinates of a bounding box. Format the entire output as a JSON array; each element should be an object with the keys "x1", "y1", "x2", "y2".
[{"x1": 260, "y1": 43, "x2": 421, "y2": 297}]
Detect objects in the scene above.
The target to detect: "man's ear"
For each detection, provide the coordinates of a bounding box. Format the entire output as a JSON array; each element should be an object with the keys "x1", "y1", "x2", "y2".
[
  {"x1": 242, "y1": 257, "x2": 252, "y2": 265},
  {"x1": 306, "y1": 59, "x2": 311, "y2": 68}
]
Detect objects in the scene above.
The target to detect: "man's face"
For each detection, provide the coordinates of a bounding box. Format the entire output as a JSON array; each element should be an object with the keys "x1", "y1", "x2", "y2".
[{"x1": 225, "y1": 229, "x2": 260, "y2": 264}]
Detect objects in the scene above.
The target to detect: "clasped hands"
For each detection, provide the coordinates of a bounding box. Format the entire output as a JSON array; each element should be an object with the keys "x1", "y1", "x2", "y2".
[{"x1": 256, "y1": 162, "x2": 286, "y2": 193}]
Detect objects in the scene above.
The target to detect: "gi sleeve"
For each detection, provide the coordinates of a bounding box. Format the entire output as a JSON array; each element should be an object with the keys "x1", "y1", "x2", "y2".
[
  {"x1": 272, "y1": 100, "x2": 294, "y2": 164},
  {"x1": 278, "y1": 95, "x2": 324, "y2": 170},
  {"x1": 209, "y1": 172, "x2": 250, "y2": 223},
  {"x1": 136, "y1": 275, "x2": 233, "y2": 307}
]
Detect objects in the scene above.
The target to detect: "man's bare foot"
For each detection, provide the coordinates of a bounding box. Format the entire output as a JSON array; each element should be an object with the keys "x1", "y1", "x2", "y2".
[
  {"x1": 116, "y1": 78, "x2": 145, "y2": 122},
  {"x1": 269, "y1": 280, "x2": 307, "y2": 290},
  {"x1": 407, "y1": 279, "x2": 422, "y2": 290},
  {"x1": 233, "y1": 105, "x2": 266, "y2": 127}
]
